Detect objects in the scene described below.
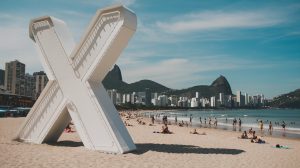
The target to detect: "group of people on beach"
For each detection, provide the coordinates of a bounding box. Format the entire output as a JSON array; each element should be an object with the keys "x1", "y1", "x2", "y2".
[
  {"x1": 239, "y1": 129, "x2": 266, "y2": 144},
  {"x1": 121, "y1": 111, "x2": 208, "y2": 135},
  {"x1": 120, "y1": 111, "x2": 296, "y2": 140}
]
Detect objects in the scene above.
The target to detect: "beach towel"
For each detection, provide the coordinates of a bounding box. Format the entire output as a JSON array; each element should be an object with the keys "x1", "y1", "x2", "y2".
[{"x1": 272, "y1": 145, "x2": 290, "y2": 149}]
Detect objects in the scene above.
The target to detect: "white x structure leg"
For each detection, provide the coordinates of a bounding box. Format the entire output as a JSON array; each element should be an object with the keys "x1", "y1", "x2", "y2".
[{"x1": 16, "y1": 5, "x2": 137, "y2": 154}]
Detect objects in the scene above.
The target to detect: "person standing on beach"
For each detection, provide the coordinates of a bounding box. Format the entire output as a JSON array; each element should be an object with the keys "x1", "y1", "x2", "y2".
[
  {"x1": 151, "y1": 115, "x2": 155, "y2": 124},
  {"x1": 214, "y1": 118, "x2": 218, "y2": 127},
  {"x1": 238, "y1": 118, "x2": 242, "y2": 127},
  {"x1": 175, "y1": 115, "x2": 177, "y2": 124},
  {"x1": 200, "y1": 117, "x2": 202, "y2": 124},
  {"x1": 190, "y1": 115, "x2": 192, "y2": 124},
  {"x1": 282, "y1": 121, "x2": 286, "y2": 131},
  {"x1": 259, "y1": 120, "x2": 263, "y2": 131},
  {"x1": 204, "y1": 118, "x2": 206, "y2": 125},
  {"x1": 269, "y1": 121, "x2": 273, "y2": 132}
]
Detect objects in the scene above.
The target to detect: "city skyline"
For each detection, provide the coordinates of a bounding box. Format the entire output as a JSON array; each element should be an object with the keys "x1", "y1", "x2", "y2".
[{"x1": 1, "y1": 0, "x2": 300, "y2": 98}]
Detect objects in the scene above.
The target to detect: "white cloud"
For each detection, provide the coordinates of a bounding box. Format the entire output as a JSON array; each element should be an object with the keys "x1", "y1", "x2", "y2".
[
  {"x1": 156, "y1": 10, "x2": 286, "y2": 34},
  {"x1": 0, "y1": 25, "x2": 42, "y2": 73},
  {"x1": 119, "y1": 55, "x2": 256, "y2": 88}
]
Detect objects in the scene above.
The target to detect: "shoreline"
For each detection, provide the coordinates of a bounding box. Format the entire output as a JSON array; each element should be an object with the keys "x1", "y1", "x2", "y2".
[{"x1": 120, "y1": 109, "x2": 300, "y2": 140}]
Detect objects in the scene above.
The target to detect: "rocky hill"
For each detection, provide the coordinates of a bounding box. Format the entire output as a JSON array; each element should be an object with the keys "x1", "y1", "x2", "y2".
[
  {"x1": 166, "y1": 75, "x2": 232, "y2": 98},
  {"x1": 102, "y1": 65, "x2": 232, "y2": 98},
  {"x1": 269, "y1": 89, "x2": 300, "y2": 108},
  {"x1": 102, "y1": 65, "x2": 170, "y2": 93}
]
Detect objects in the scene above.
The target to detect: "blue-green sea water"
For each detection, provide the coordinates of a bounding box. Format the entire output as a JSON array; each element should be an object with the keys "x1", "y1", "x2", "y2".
[{"x1": 142, "y1": 109, "x2": 300, "y2": 139}]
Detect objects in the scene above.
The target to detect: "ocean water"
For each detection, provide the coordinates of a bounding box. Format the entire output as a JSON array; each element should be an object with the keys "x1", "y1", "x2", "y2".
[{"x1": 142, "y1": 109, "x2": 300, "y2": 139}]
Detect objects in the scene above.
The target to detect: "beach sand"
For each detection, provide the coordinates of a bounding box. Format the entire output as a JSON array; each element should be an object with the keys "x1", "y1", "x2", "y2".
[{"x1": 0, "y1": 117, "x2": 299, "y2": 168}]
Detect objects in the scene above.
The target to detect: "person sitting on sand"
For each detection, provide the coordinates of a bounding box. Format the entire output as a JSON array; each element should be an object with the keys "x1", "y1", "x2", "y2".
[
  {"x1": 161, "y1": 124, "x2": 172, "y2": 134},
  {"x1": 65, "y1": 124, "x2": 72, "y2": 133},
  {"x1": 251, "y1": 131, "x2": 257, "y2": 140},
  {"x1": 190, "y1": 129, "x2": 199, "y2": 134},
  {"x1": 248, "y1": 128, "x2": 253, "y2": 135},
  {"x1": 251, "y1": 137, "x2": 265, "y2": 144},
  {"x1": 124, "y1": 121, "x2": 132, "y2": 126},
  {"x1": 239, "y1": 131, "x2": 249, "y2": 139},
  {"x1": 190, "y1": 128, "x2": 206, "y2": 135}
]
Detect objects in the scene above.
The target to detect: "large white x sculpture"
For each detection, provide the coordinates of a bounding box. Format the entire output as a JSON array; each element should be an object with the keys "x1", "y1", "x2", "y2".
[{"x1": 16, "y1": 5, "x2": 137, "y2": 154}]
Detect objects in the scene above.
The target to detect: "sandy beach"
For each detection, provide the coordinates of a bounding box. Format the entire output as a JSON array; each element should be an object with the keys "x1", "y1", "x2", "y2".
[{"x1": 1, "y1": 116, "x2": 300, "y2": 168}]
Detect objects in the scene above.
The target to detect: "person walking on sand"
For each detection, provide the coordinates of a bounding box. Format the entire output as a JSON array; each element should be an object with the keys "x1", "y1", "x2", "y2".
[
  {"x1": 175, "y1": 115, "x2": 177, "y2": 124},
  {"x1": 199, "y1": 117, "x2": 202, "y2": 124},
  {"x1": 238, "y1": 118, "x2": 242, "y2": 127},
  {"x1": 190, "y1": 115, "x2": 192, "y2": 123}
]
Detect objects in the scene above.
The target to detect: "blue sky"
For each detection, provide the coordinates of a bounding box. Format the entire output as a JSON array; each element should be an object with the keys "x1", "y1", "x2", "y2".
[{"x1": 0, "y1": 0, "x2": 300, "y2": 98}]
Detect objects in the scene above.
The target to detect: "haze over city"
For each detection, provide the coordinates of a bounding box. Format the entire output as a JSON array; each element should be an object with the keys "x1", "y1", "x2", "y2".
[{"x1": 1, "y1": 0, "x2": 300, "y2": 98}]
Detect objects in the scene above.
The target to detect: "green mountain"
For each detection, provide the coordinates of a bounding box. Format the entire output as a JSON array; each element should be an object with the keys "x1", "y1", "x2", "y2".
[
  {"x1": 102, "y1": 65, "x2": 170, "y2": 93},
  {"x1": 166, "y1": 75, "x2": 232, "y2": 98},
  {"x1": 270, "y1": 89, "x2": 300, "y2": 108},
  {"x1": 121, "y1": 79, "x2": 170, "y2": 93},
  {"x1": 102, "y1": 65, "x2": 128, "y2": 90},
  {"x1": 102, "y1": 65, "x2": 232, "y2": 98}
]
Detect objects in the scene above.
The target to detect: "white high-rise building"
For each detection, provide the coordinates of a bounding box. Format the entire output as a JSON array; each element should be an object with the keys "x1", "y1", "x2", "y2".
[
  {"x1": 136, "y1": 92, "x2": 146, "y2": 105},
  {"x1": 131, "y1": 92, "x2": 137, "y2": 104},
  {"x1": 219, "y1": 93, "x2": 225, "y2": 105},
  {"x1": 245, "y1": 93, "x2": 249, "y2": 106},
  {"x1": 237, "y1": 91, "x2": 241, "y2": 106},
  {"x1": 116, "y1": 93, "x2": 122, "y2": 105},
  {"x1": 190, "y1": 98, "x2": 199, "y2": 107},
  {"x1": 195, "y1": 92, "x2": 199, "y2": 99},
  {"x1": 260, "y1": 94, "x2": 265, "y2": 106},
  {"x1": 107, "y1": 89, "x2": 117, "y2": 105},
  {"x1": 168, "y1": 95, "x2": 178, "y2": 107},
  {"x1": 225, "y1": 95, "x2": 232, "y2": 107},
  {"x1": 210, "y1": 96, "x2": 216, "y2": 107},
  {"x1": 199, "y1": 98, "x2": 210, "y2": 107},
  {"x1": 122, "y1": 94, "x2": 131, "y2": 104},
  {"x1": 151, "y1": 98, "x2": 159, "y2": 106},
  {"x1": 158, "y1": 95, "x2": 168, "y2": 106}
]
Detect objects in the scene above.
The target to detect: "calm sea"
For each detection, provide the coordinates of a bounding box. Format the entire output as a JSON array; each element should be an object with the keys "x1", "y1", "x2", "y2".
[{"x1": 142, "y1": 109, "x2": 300, "y2": 139}]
